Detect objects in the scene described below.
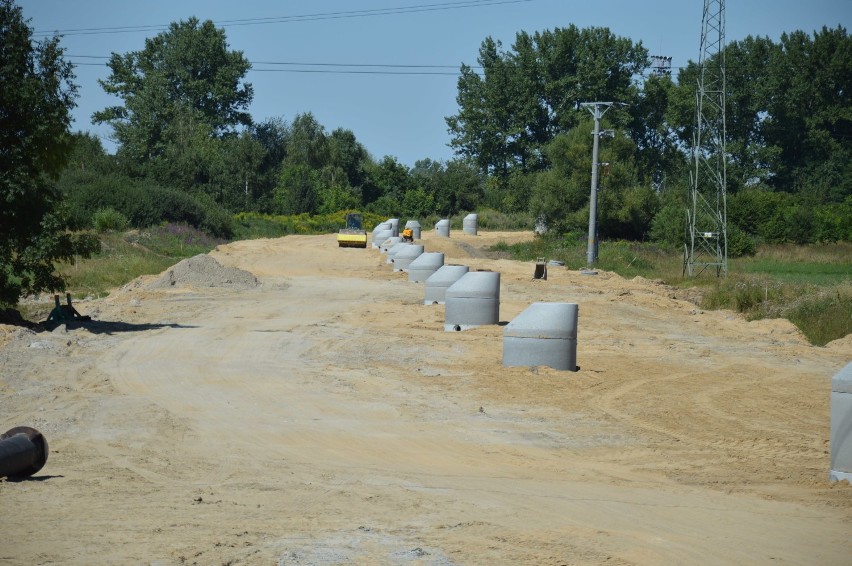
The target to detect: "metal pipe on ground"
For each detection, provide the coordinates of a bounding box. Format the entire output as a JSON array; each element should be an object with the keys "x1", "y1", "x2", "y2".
[{"x1": 0, "y1": 426, "x2": 49, "y2": 479}]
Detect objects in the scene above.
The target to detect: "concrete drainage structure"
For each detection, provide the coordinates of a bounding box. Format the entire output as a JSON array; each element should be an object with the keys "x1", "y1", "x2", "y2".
[
  {"x1": 444, "y1": 270, "x2": 500, "y2": 331},
  {"x1": 424, "y1": 265, "x2": 469, "y2": 305},
  {"x1": 405, "y1": 220, "x2": 421, "y2": 239},
  {"x1": 393, "y1": 244, "x2": 424, "y2": 272},
  {"x1": 830, "y1": 362, "x2": 852, "y2": 482},
  {"x1": 503, "y1": 302, "x2": 579, "y2": 371},
  {"x1": 407, "y1": 252, "x2": 444, "y2": 282},
  {"x1": 435, "y1": 218, "x2": 450, "y2": 237},
  {"x1": 463, "y1": 213, "x2": 478, "y2": 235},
  {"x1": 386, "y1": 242, "x2": 409, "y2": 264},
  {"x1": 387, "y1": 218, "x2": 400, "y2": 237},
  {"x1": 372, "y1": 222, "x2": 392, "y2": 249},
  {"x1": 380, "y1": 236, "x2": 402, "y2": 254}
]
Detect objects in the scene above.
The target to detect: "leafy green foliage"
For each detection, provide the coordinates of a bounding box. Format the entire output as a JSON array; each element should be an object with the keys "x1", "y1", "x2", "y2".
[
  {"x1": 92, "y1": 208, "x2": 129, "y2": 233},
  {"x1": 528, "y1": 123, "x2": 660, "y2": 240},
  {"x1": 93, "y1": 17, "x2": 252, "y2": 164},
  {"x1": 0, "y1": 0, "x2": 100, "y2": 304},
  {"x1": 447, "y1": 25, "x2": 647, "y2": 177},
  {"x1": 59, "y1": 170, "x2": 234, "y2": 238}
]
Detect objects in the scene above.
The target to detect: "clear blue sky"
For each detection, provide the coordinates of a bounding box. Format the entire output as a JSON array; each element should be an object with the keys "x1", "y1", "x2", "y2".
[{"x1": 19, "y1": 0, "x2": 851, "y2": 167}]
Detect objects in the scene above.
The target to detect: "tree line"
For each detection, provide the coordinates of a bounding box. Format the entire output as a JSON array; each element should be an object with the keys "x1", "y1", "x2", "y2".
[
  {"x1": 2, "y1": 0, "x2": 850, "y2": 302},
  {"x1": 446, "y1": 24, "x2": 850, "y2": 249}
]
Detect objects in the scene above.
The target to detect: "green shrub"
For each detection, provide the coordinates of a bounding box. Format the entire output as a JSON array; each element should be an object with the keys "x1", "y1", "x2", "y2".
[
  {"x1": 92, "y1": 208, "x2": 129, "y2": 233},
  {"x1": 59, "y1": 172, "x2": 234, "y2": 238},
  {"x1": 727, "y1": 223, "x2": 757, "y2": 257}
]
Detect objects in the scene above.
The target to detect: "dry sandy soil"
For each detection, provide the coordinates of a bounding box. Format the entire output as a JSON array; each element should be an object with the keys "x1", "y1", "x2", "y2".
[{"x1": 1, "y1": 230, "x2": 850, "y2": 565}]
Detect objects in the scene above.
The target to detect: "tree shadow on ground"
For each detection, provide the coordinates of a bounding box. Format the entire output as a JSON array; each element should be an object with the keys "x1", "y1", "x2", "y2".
[{"x1": 40, "y1": 320, "x2": 197, "y2": 335}]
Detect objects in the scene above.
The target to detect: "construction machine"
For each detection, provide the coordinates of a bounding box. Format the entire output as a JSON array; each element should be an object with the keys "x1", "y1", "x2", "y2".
[
  {"x1": 337, "y1": 213, "x2": 368, "y2": 248},
  {"x1": 401, "y1": 227, "x2": 414, "y2": 242}
]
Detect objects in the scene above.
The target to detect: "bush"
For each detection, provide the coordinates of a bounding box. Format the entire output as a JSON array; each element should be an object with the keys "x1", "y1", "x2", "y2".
[
  {"x1": 92, "y1": 208, "x2": 129, "y2": 233},
  {"x1": 649, "y1": 201, "x2": 685, "y2": 247},
  {"x1": 59, "y1": 171, "x2": 234, "y2": 238},
  {"x1": 726, "y1": 223, "x2": 756, "y2": 257}
]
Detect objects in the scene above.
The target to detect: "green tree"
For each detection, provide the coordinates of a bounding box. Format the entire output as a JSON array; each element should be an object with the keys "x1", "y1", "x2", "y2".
[
  {"x1": 671, "y1": 27, "x2": 851, "y2": 203},
  {"x1": 766, "y1": 27, "x2": 851, "y2": 202},
  {"x1": 286, "y1": 112, "x2": 328, "y2": 169},
  {"x1": 362, "y1": 156, "x2": 413, "y2": 210},
  {"x1": 446, "y1": 38, "x2": 515, "y2": 176},
  {"x1": 327, "y1": 127, "x2": 369, "y2": 189},
  {"x1": 529, "y1": 120, "x2": 653, "y2": 239},
  {"x1": 207, "y1": 131, "x2": 266, "y2": 212},
  {"x1": 250, "y1": 117, "x2": 290, "y2": 212},
  {"x1": 0, "y1": 0, "x2": 99, "y2": 304},
  {"x1": 627, "y1": 75, "x2": 682, "y2": 189},
  {"x1": 64, "y1": 132, "x2": 114, "y2": 174},
  {"x1": 274, "y1": 163, "x2": 320, "y2": 215},
  {"x1": 447, "y1": 25, "x2": 647, "y2": 178},
  {"x1": 93, "y1": 17, "x2": 252, "y2": 169},
  {"x1": 410, "y1": 158, "x2": 483, "y2": 216}
]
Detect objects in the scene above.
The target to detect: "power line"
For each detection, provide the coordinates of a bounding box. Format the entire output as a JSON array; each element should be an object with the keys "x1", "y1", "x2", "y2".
[
  {"x1": 66, "y1": 54, "x2": 479, "y2": 75},
  {"x1": 34, "y1": 0, "x2": 533, "y2": 37},
  {"x1": 250, "y1": 68, "x2": 460, "y2": 75},
  {"x1": 66, "y1": 55, "x2": 824, "y2": 78}
]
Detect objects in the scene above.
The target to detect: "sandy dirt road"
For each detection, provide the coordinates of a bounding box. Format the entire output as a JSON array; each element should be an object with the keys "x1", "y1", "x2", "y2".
[{"x1": 1, "y1": 230, "x2": 850, "y2": 565}]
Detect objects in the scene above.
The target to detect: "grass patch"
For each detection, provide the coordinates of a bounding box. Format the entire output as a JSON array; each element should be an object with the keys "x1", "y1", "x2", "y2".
[
  {"x1": 740, "y1": 242, "x2": 852, "y2": 285},
  {"x1": 784, "y1": 284, "x2": 852, "y2": 346},
  {"x1": 57, "y1": 223, "x2": 223, "y2": 299}
]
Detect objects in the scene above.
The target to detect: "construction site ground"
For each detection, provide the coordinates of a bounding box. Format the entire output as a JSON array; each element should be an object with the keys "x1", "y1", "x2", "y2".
[{"x1": 1, "y1": 230, "x2": 850, "y2": 565}]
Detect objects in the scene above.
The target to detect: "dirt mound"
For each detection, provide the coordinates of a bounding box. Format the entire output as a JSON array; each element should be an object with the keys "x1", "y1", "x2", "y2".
[{"x1": 148, "y1": 254, "x2": 260, "y2": 290}]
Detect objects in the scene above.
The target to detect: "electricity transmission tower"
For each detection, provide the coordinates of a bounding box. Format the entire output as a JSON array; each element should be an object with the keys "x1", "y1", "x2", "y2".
[{"x1": 685, "y1": 0, "x2": 728, "y2": 277}]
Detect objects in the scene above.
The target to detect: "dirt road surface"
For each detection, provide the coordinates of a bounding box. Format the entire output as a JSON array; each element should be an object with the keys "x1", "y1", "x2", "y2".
[{"x1": 2, "y1": 231, "x2": 850, "y2": 565}]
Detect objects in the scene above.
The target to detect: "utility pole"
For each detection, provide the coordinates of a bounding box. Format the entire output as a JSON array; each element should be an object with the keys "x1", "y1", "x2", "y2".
[{"x1": 580, "y1": 102, "x2": 617, "y2": 273}]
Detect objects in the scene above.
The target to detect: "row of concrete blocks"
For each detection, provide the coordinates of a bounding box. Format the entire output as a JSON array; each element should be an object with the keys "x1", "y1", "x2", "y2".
[
  {"x1": 371, "y1": 224, "x2": 852, "y2": 480},
  {"x1": 372, "y1": 215, "x2": 480, "y2": 246},
  {"x1": 371, "y1": 220, "x2": 578, "y2": 371}
]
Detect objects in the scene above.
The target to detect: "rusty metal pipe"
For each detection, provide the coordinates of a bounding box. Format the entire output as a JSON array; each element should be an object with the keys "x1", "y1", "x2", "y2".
[{"x1": 0, "y1": 427, "x2": 49, "y2": 478}]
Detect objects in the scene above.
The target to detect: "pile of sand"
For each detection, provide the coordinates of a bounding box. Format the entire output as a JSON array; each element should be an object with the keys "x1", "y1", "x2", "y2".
[{"x1": 148, "y1": 254, "x2": 260, "y2": 290}]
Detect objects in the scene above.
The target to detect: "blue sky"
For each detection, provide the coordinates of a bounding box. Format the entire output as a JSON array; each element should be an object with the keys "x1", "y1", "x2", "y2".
[{"x1": 20, "y1": 0, "x2": 851, "y2": 166}]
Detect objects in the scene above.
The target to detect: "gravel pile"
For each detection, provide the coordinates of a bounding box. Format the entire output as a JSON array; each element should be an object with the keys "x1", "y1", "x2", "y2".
[{"x1": 149, "y1": 254, "x2": 260, "y2": 290}]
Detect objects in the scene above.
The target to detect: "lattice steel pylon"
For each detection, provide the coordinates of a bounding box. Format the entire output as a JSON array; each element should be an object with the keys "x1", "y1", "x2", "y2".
[{"x1": 685, "y1": 0, "x2": 728, "y2": 277}]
